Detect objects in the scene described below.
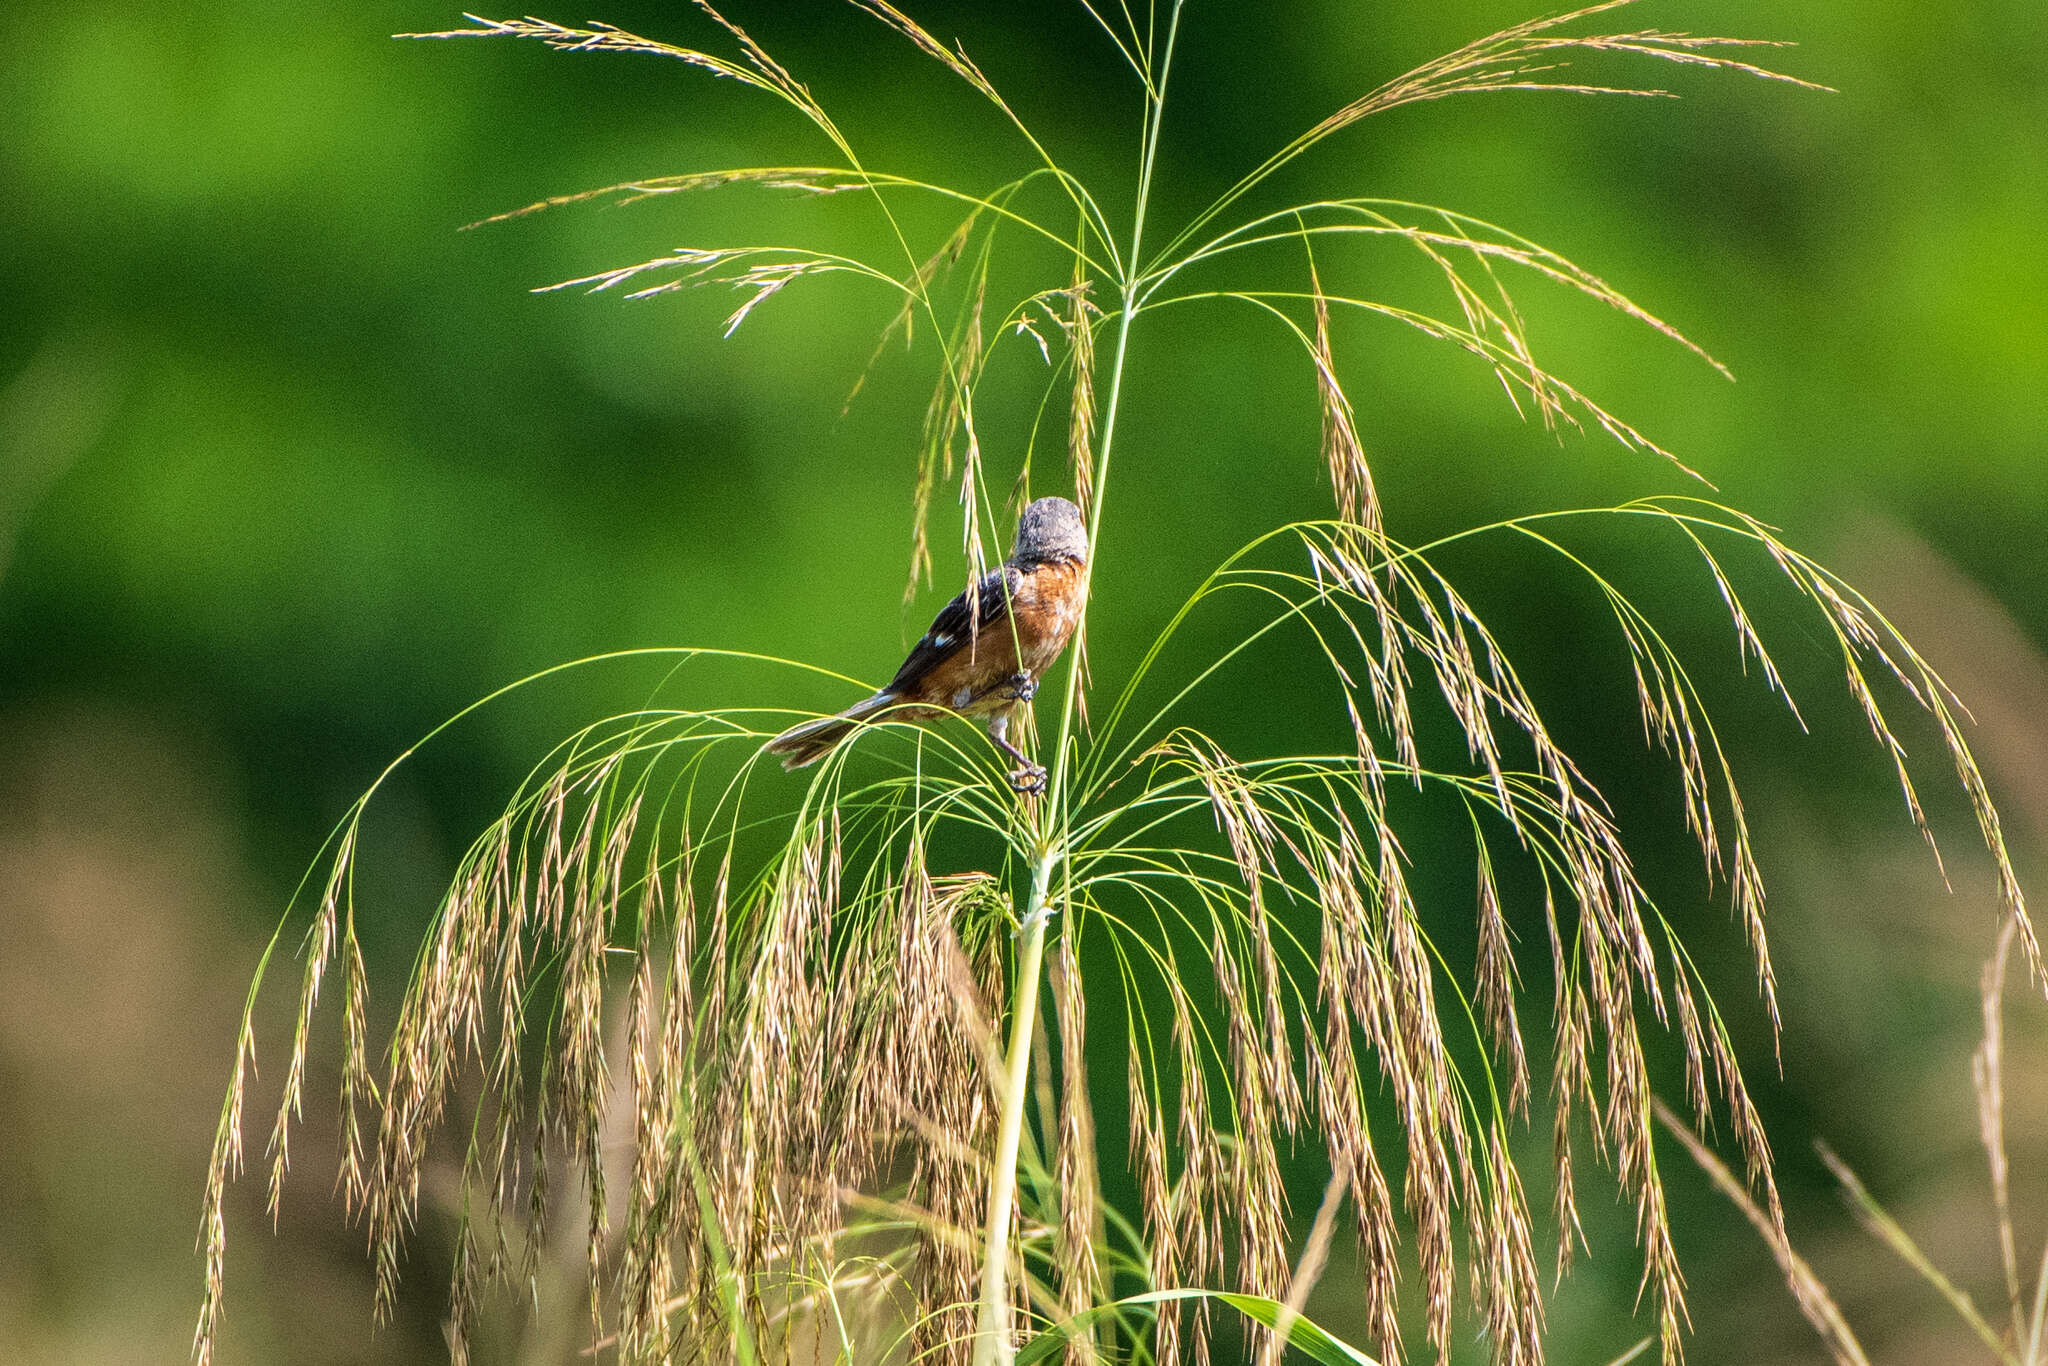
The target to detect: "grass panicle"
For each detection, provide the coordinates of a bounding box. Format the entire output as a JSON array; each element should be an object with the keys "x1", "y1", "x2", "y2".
[{"x1": 197, "y1": 6, "x2": 2037, "y2": 1366}]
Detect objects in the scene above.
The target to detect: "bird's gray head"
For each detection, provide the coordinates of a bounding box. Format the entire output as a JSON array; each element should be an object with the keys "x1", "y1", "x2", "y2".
[{"x1": 1011, "y1": 496, "x2": 1088, "y2": 566}]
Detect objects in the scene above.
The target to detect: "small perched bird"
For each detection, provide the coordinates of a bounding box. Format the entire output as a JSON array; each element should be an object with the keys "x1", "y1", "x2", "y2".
[{"x1": 765, "y1": 496, "x2": 1089, "y2": 792}]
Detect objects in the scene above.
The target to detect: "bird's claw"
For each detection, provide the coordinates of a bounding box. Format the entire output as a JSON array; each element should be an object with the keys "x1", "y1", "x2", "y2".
[
  {"x1": 1008, "y1": 761, "x2": 1048, "y2": 796},
  {"x1": 1001, "y1": 671, "x2": 1038, "y2": 703}
]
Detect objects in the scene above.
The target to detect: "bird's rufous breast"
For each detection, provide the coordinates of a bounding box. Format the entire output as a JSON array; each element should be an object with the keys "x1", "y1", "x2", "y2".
[{"x1": 1013, "y1": 559, "x2": 1086, "y2": 675}]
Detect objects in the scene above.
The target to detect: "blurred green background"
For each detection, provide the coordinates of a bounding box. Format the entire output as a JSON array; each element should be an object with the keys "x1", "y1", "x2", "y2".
[{"x1": 2, "y1": 1, "x2": 2044, "y2": 1362}]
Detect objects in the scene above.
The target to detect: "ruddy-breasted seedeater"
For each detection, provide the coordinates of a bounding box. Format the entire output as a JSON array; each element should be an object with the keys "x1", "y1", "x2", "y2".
[{"x1": 766, "y1": 496, "x2": 1088, "y2": 791}]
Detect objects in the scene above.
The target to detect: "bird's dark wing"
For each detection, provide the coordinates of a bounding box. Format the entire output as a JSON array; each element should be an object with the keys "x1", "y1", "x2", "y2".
[{"x1": 886, "y1": 565, "x2": 1020, "y2": 695}]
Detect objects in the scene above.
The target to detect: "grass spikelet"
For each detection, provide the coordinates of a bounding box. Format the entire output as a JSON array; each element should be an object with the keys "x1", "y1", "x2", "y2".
[
  {"x1": 1547, "y1": 892, "x2": 1592, "y2": 1281},
  {"x1": 1482, "y1": 1122, "x2": 1545, "y2": 1366},
  {"x1": 1128, "y1": 1053, "x2": 1178, "y2": 1365},
  {"x1": 1064, "y1": 264, "x2": 1098, "y2": 524},
  {"x1": 266, "y1": 830, "x2": 350, "y2": 1221},
  {"x1": 338, "y1": 928, "x2": 373, "y2": 1214},
  {"x1": 686, "y1": 0, "x2": 806, "y2": 98},
  {"x1": 403, "y1": 15, "x2": 778, "y2": 93},
  {"x1": 1211, "y1": 923, "x2": 1291, "y2": 1309},
  {"x1": 463, "y1": 165, "x2": 873, "y2": 230},
  {"x1": 1975, "y1": 920, "x2": 2024, "y2": 1345},
  {"x1": 1473, "y1": 827, "x2": 1530, "y2": 1116},
  {"x1": 1183, "y1": 740, "x2": 1301, "y2": 1128},
  {"x1": 1168, "y1": 974, "x2": 1222, "y2": 1299},
  {"x1": 1314, "y1": 992, "x2": 1402, "y2": 1362},
  {"x1": 849, "y1": 1, "x2": 1014, "y2": 121},
  {"x1": 1383, "y1": 902, "x2": 1462, "y2": 1362},
  {"x1": 1062, "y1": 260, "x2": 1099, "y2": 734},
  {"x1": 1050, "y1": 933, "x2": 1099, "y2": 1359},
  {"x1": 1635, "y1": 1148, "x2": 1689, "y2": 1366},
  {"x1": 1310, "y1": 257, "x2": 1383, "y2": 545},
  {"x1": 1687, "y1": 502, "x2": 2042, "y2": 988},
  {"x1": 194, "y1": 1006, "x2": 255, "y2": 1366}
]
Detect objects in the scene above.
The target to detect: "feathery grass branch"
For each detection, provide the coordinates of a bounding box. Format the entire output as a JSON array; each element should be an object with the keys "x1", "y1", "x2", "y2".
[{"x1": 198, "y1": 8, "x2": 2037, "y2": 1366}]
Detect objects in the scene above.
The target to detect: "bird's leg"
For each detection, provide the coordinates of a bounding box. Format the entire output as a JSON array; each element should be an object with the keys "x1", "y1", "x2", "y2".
[{"x1": 986, "y1": 710, "x2": 1046, "y2": 795}]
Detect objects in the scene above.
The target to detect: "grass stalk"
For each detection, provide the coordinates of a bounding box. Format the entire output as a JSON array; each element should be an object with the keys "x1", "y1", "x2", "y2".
[
  {"x1": 973, "y1": 846, "x2": 1059, "y2": 1366},
  {"x1": 976, "y1": 10, "x2": 1184, "y2": 1361}
]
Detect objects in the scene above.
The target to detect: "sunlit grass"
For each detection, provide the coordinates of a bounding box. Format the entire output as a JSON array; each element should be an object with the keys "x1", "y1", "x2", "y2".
[{"x1": 196, "y1": 5, "x2": 2037, "y2": 1366}]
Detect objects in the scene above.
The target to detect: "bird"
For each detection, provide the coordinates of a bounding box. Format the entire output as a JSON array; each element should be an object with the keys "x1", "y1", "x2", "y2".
[{"x1": 765, "y1": 496, "x2": 1089, "y2": 792}]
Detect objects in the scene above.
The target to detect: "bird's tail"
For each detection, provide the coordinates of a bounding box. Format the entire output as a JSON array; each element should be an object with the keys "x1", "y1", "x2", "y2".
[{"x1": 763, "y1": 692, "x2": 897, "y2": 770}]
